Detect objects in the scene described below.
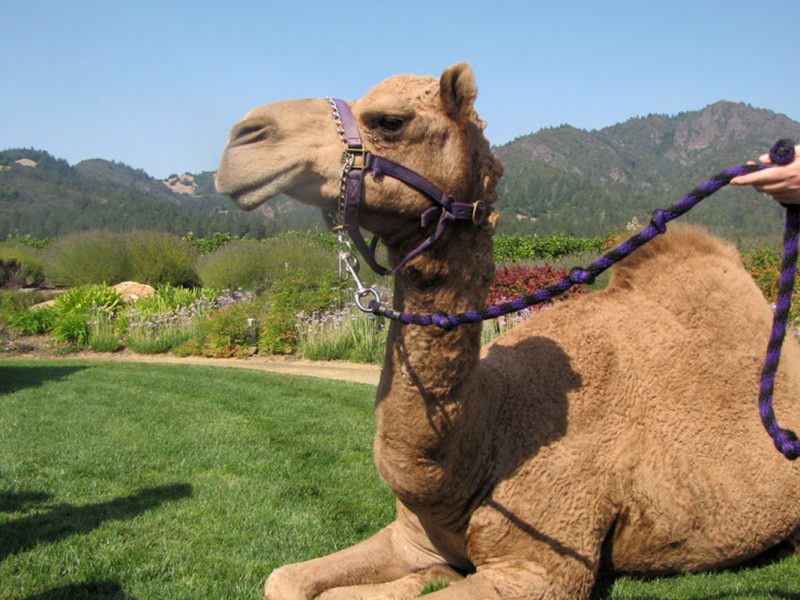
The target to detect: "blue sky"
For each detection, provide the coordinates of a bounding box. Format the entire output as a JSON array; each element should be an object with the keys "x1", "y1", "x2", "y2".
[{"x1": 2, "y1": 0, "x2": 798, "y2": 179}]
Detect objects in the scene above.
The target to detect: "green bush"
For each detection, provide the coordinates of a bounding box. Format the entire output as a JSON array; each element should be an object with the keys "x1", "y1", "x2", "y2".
[
  {"x1": 742, "y1": 245, "x2": 800, "y2": 324},
  {"x1": 127, "y1": 284, "x2": 211, "y2": 317},
  {"x1": 194, "y1": 240, "x2": 273, "y2": 292},
  {"x1": 7, "y1": 306, "x2": 57, "y2": 335},
  {"x1": 53, "y1": 284, "x2": 124, "y2": 317},
  {"x1": 0, "y1": 290, "x2": 47, "y2": 326},
  {"x1": 5, "y1": 230, "x2": 54, "y2": 249},
  {"x1": 271, "y1": 229, "x2": 338, "y2": 250},
  {"x1": 259, "y1": 271, "x2": 343, "y2": 354},
  {"x1": 183, "y1": 231, "x2": 241, "y2": 253},
  {"x1": 195, "y1": 237, "x2": 337, "y2": 293},
  {"x1": 52, "y1": 310, "x2": 91, "y2": 345},
  {"x1": 126, "y1": 231, "x2": 199, "y2": 287},
  {"x1": 42, "y1": 285, "x2": 125, "y2": 346},
  {"x1": 0, "y1": 242, "x2": 45, "y2": 287},
  {"x1": 493, "y1": 234, "x2": 606, "y2": 263},
  {"x1": 44, "y1": 231, "x2": 129, "y2": 286}
]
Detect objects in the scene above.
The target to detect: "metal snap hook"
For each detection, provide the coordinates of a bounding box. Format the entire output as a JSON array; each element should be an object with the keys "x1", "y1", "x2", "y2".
[{"x1": 355, "y1": 287, "x2": 381, "y2": 313}]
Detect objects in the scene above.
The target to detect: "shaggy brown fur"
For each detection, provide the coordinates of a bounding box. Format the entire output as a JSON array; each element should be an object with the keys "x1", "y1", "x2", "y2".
[{"x1": 215, "y1": 64, "x2": 800, "y2": 599}]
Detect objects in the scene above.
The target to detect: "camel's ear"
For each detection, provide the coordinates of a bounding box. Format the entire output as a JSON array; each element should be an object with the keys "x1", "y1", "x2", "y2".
[{"x1": 440, "y1": 63, "x2": 477, "y2": 120}]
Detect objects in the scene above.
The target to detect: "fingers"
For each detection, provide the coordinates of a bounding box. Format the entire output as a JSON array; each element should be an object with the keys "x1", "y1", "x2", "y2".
[
  {"x1": 772, "y1": 191, "x2": 800, "y2": 205},
  {"x1": 731, "y1": 169, "x2": 781, "y2": 186},
  {"x1": 753, "y1": 181, "x2": 790, "y2": 194},
  {"x1": 730, "y1": 165, "x2": 799, "y2": 187}
]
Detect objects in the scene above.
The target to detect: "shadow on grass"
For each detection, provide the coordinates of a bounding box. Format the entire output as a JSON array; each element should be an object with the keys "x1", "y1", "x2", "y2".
[
  {"x1": 0, "y1": 483, "x2": 192, "y2": 561},
  {"x1": 0, "y1": 490, "x2": 53, "y2": 512},
  {"x1": 21, "y1": 580, "x2": 136, "y2": 600},
  {"x1": 593, "y1": 542, "x2": 800, "y2": 599},
  {"x1": 0, "y1": 364, "x2": 89, "y2": 395}
]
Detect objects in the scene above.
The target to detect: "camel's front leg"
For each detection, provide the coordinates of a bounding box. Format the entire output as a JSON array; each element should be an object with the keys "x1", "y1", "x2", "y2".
[
  {"x1": 415, "y1": 561, "x2": 560, "y2": 600},
  {"x1": 264, "y1": 514, "x2": 456, "y2": 600}
]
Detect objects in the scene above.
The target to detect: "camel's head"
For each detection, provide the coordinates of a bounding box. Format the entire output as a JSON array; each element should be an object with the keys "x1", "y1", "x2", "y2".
[{"x1": 215, "y1": 63, "x2": 502, "y2": 247}]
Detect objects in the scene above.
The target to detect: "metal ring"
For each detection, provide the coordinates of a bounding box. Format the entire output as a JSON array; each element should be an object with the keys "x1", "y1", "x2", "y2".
[
  {"x1": 355, "y1": 287, "x2": 381, "y2": 312},
  {"x1": 472, "y1": 200, "x2": 487, "y2": 225}
]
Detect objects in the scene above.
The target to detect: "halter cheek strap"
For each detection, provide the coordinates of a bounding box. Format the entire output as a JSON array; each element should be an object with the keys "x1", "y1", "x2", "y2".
[{"x1": 325, "y1": 97, "x2": 490, "y2": 275}]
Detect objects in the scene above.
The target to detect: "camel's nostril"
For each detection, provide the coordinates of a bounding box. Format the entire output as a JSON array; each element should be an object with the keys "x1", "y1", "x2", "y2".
[{"x1": 229, "y1": 119, "x2": 274, "y2": 147}]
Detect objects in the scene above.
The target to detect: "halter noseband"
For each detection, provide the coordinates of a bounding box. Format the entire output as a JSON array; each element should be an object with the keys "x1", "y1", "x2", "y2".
[{"x1": 324, "y1": 97, "x2": 490, "y2": 276}]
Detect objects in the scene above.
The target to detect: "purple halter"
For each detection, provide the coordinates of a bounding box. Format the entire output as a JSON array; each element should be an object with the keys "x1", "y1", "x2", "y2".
[{"x1": 324, "y1": 97, "x2": 490, "y2": 275}]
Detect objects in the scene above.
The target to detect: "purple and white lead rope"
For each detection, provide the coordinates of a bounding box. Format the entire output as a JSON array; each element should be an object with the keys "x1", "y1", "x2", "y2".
[{"x1": 369, "y1": 139, "x2": 799, "y2": 459}]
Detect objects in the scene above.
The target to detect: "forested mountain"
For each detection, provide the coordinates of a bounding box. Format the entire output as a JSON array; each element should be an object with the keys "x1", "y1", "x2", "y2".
[
  {"x1": 494, "y1": 101, "x2": 800, "y2": 240},
  {"x1": 2, "y1": 101, "x2": 798, "y2": 242},
  {"x1": 0, "y1": 149, "x2": 319, "y2": 238}
]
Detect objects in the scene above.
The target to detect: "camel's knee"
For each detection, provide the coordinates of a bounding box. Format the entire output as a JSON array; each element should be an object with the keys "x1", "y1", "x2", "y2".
[{"x1": 264, "y1": 564, "x2": 310, "y2": 600}]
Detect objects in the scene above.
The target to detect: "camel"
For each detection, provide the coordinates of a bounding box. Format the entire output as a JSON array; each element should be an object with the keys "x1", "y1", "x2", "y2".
[{"x1": 215, "y1": 63, "x2": 800, "y2": 599}]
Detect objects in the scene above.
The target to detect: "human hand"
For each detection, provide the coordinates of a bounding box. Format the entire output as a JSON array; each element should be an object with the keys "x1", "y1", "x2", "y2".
[{"x1": 730, "y1": 144, "x2": 800, "y2": 204}]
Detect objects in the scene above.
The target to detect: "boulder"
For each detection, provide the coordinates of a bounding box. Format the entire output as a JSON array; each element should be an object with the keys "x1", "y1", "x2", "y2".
[{"x1": 112, "y1": 281, "x2": 156, "y2": 302}]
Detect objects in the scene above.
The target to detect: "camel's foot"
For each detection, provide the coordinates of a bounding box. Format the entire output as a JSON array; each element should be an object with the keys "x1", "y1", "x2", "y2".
[
  {"x1": 263, "y1": 519, "x2": 455, "y2": 599},
  {"x1": 316, "y1": 564, "x2": 463, "y2": 600},
  {"x1": 265, "y1": 562, "x2": 461, "y2": 600}
]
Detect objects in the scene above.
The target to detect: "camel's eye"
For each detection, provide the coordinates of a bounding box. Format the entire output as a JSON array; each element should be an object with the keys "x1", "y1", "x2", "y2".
[
  {"x1": 361, "y1": 109, "x2": 414, "y2": 137},
  {"x1": 375, "y1": 116, "x2": 406, "y2": 132}
]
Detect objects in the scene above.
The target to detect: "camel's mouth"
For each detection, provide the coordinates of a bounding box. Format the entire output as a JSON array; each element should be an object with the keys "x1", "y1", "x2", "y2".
[{"x1": 216, "y1": 161, "x2": 307, "y2": 210}]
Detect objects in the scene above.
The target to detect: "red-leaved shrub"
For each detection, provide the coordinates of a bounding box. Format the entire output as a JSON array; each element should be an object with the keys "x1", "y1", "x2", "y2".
[{"x1": 486, "y1": 264, "x2": 586, "y2": 309}]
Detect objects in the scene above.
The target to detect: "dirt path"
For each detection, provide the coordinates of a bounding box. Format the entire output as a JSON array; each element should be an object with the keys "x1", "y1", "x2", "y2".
[{"x1": 2, "y1": 350, "x2": 382, "y2": 386}]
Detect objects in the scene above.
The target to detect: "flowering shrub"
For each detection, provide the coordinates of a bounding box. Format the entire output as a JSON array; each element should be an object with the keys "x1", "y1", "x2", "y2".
[
  {"x1": 259, "y1": 271, "x2": 344, "y2": 354},
  {"x1": 296, "y1": 302, "x2": 387, "y2": 363},
  {"x1": 190, "y1": 294, "x2": 260, "y2": 358},
  {"x1": 122, "y1": 289, "x2": 253, "y2": 355},
  {"x1": 487, "y1": 264, "x2": 586, "y2": 307},
  {"x1": 122, "y1": 305, "x2": 196, "y2": 354},
  {"x1": 481, "y1": 264, "x2": 587, "y2": 345},
  {"x1": 88, "y1": 319, "x2": 123, "y2": 353}
]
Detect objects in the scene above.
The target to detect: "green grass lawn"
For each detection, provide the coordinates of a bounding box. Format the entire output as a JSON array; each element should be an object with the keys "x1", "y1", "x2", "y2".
[{"x1": 0, "y1": 359, "x2": 798, "y2": 599}]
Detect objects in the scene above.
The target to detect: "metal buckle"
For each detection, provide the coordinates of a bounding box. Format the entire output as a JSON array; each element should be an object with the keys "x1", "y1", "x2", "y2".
[
  {"x1": 343, "y1": 148, "x2": 369, "y2": 170},
  {"x1": 471, "y1": 200, "x2": 487, "y2": 225}
]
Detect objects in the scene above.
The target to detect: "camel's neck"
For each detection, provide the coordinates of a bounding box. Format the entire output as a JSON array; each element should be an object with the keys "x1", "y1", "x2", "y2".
[{"x1": 373, "y1": 226, "x2": 496, "y2": 529}]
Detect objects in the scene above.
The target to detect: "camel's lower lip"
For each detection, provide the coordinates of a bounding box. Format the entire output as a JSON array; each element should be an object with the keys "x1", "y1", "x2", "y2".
[
  {"x1": 225, "y1": 166, "x2": 303, "y2": 210},
  {"x1": 230, "y1": 176, "x2": 288, "y2": 209}
]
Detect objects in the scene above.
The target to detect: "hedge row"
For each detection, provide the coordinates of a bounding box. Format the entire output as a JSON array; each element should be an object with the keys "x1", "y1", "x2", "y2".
[
  {"x1": 492, "y1": 233, "x2": 606, "y2": 262},
  {"x1": 0, "y1": 230, "x2": 338, "y2": 291}
]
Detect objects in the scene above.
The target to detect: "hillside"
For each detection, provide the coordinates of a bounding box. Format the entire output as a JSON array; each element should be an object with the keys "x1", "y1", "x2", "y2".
[
  {"x1": 2, "y1": 101, "x2": 798, "y2": 242},
  {"x1": 0, "y1": 150, "x2": 319, "y2": 238},
  {"x1": 494, "y1": 101, "x2": 800, "y2": 239}
]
